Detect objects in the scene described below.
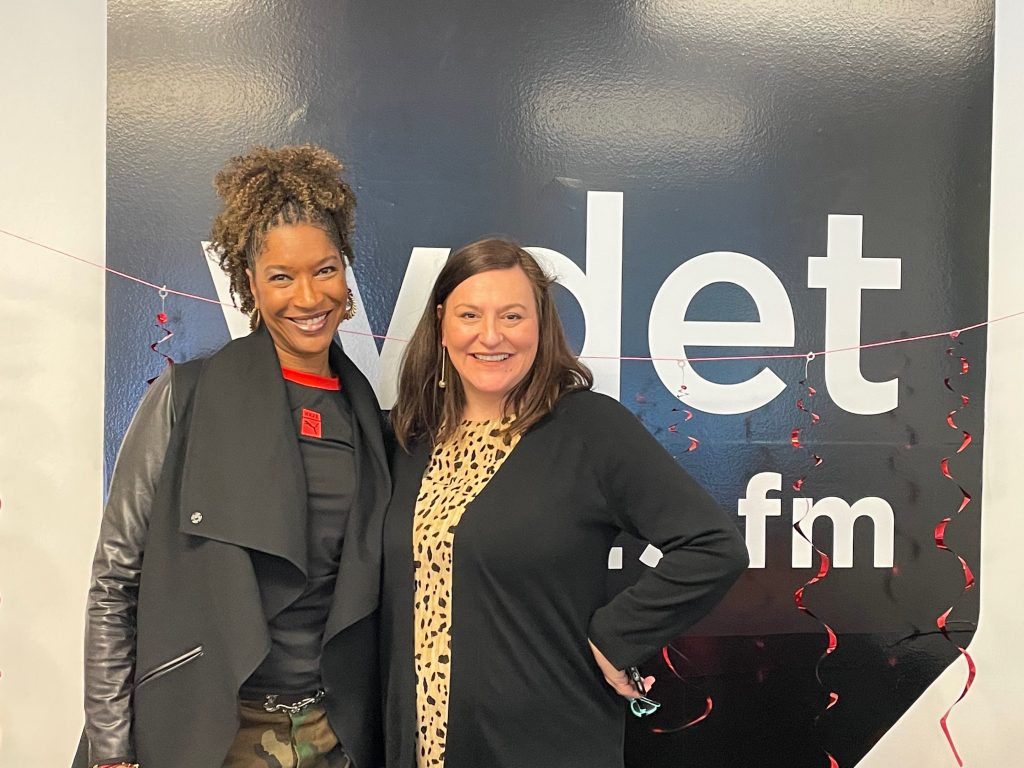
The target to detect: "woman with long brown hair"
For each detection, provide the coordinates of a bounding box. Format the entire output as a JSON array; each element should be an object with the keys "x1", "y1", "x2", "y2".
[{"x1": 382, "y1": 237, "x2": 748, "y2": 768}]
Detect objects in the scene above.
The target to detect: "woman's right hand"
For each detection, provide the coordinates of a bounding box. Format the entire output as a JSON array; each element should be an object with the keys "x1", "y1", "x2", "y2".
[{"x1": 588, "y1": 640, "x2": 655, "y2": 700}]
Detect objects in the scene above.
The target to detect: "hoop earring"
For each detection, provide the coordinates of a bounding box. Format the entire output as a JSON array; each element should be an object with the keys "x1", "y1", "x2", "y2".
[
  {"x1": 438, "y1": 347, "x2": 448, "y2": 389},
  {"x1": 251, "y1": 307, "x2": 261, "y2": 330},
  {"x1": 344, "y1": 288, "x2": 358, "y2": 321}
]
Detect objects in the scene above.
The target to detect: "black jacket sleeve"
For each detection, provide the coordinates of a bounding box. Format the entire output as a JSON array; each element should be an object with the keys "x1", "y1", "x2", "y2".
[
  {"x1": 581, "y1": 393, "x2": 749, "y2": 668},
  {"x1": 83, "y1": 368, "x2": 175, "y2": 765}
]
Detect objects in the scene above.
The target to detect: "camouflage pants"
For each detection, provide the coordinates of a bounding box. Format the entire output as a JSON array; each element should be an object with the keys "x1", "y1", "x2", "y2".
[{"x1": 221, "y1": 701, "x2": 352, "y2": 768}]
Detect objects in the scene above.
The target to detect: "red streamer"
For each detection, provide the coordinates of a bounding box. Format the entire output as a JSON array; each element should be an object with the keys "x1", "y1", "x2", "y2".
[
  {"x1": 791, "y1": 367, "x2": 839, "y2": 767},
  {"x1": 934, "y1": 335, "x2": 977, "y2": 767},
  {"x1": 671, "y1": 369, "x2": 699, "y2": 454},
  {"x1": 649, "y1": 644, "x2": 714, "y2": 734},
  {"x1": 147, "y1": 288, "x2": 175, "y2": 382}
]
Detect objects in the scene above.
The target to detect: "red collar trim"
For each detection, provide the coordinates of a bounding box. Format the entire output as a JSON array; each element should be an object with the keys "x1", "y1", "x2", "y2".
[{"x1": 281, "y1": 367, "x2": 341, "y2": 391}]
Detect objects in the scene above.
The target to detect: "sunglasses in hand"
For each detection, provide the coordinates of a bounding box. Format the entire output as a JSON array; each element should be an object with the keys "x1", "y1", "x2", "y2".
[{"x1": 626, "y1": 666, "x2": 661, "y2": 718}]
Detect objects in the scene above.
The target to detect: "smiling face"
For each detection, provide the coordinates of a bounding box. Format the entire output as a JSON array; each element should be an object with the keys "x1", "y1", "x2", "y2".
[
  {"x1": 440, "y1": 266, "x2": 540, "y2": 421},
  {"x1": 247, "y1": 222, "x2": 348, "y2": 375}
]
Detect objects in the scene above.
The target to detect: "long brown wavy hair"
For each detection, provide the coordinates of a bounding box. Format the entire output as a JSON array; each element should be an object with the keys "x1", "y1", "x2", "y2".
[{"x1": 391, "y1": 238, "x2": 593, "y2": 451}]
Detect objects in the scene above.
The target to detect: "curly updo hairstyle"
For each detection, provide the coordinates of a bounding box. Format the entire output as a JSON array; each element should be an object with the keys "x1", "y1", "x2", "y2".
[{"x1": 209, "y1": 144, "x2": 356, "y2": 328}]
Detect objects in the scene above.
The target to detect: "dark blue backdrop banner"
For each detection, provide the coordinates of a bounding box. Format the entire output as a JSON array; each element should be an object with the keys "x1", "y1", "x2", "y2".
[{"x1": 106, "y1": 1, "x2": 993, "y2": 765}]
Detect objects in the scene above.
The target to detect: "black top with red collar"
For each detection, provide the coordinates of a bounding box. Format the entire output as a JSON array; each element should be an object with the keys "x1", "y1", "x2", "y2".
[{"x1": 241, "y1": 366, "x2": 357, "y2": 697}]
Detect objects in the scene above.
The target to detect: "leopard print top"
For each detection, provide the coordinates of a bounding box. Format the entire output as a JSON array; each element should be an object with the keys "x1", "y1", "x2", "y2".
[{"x1": 412, "y1": 417, "x2": 520, "y2": 767}]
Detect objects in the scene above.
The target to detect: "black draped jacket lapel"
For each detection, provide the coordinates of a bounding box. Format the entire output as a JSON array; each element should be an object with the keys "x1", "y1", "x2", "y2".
[
  {"x1": 179, "y1": 326, "x2": 388, "y2": 633},
  {"x1": 324, "y1": 340, "x2": 389, "y2": 642},
  {"x1": 179, "y1": 329, "x2": 309, "y2": 600}
]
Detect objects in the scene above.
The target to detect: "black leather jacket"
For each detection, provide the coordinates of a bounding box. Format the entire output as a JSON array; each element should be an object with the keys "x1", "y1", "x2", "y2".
[
  {"x1": 81, "y1": 329, "x2": 389, "y2": 768},
  {"x1": 85, "y1": 366, "x2": 175, "y2": 763}
]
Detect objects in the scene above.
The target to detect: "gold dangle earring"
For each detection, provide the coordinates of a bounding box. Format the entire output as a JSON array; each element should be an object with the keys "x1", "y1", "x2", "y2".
[
  {"x1": 344, "y1": 288, "x2": 358, "y2": 321},
  {"x1": 251, "y1": 307, "x2": 262, "y2": 330},
  {"x1": 438, "y1": 347, "x2": 448, "y2": 389}
]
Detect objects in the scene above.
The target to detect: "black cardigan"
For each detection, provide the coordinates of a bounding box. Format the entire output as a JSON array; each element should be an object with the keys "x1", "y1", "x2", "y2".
[{"x1": 381, "y1": 389, "x2": 749, "y2": 768}]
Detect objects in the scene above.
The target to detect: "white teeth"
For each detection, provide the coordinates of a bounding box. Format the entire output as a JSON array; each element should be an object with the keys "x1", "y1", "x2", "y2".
[
  {"x1": 293, "y1": 312, "x2": 328, "y2": 329},
  {"x1": 474, "y1": 354, "x2": 509, "y2": 362}
]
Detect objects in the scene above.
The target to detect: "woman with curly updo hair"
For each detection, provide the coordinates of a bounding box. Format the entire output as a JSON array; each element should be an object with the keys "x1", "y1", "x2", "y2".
[{"x1": 80, "y1": 145, "x2": 389, "y2": 768}]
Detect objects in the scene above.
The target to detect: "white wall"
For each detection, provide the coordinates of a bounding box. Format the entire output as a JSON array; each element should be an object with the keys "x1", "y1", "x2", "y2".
[
  {"x1": 0, "y1": 1, "x2": 1020, "y2": 765},
  {"x1": 0, "y1": 1, "x2": 106, "y2": 764}
]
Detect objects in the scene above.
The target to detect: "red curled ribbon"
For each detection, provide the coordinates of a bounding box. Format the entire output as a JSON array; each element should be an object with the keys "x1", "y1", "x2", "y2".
[
  {"x1": 934, "y1": 335, "x2": 977, "y2": 767},
  {"x1": 648, "y1": 643, "x2": 714, "y2": 734},
  {"x1": 147, "y1": 288, "x2": 175, "y2": 383},
  {"x1": 791, "y1": 369, "x2": 839, "y2": 767},
  {"x1": 671, "y1": 365, "x2": 700, "y2": 453}
]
